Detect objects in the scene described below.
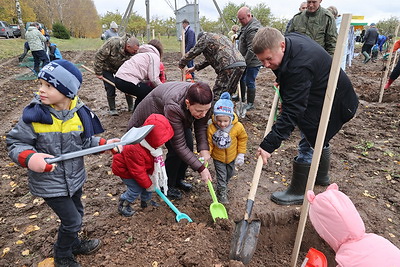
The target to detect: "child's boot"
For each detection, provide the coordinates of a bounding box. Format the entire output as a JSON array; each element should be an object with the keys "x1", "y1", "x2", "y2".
[
  {"x1": 141, "y1": 199, "x2": 160, "y2": 208},
  {"x1": 118, "y1": 198, "x2": 135, "y2": 217},
  {"x1": 54, "y1": 255, "x2": 81, "y2": 267},
  {"x1": 217, "y1": 187, "x2": 229, "y2": 204},
  {"x1": 72, "y1": 239, "x2": 101, "y2": 255}
]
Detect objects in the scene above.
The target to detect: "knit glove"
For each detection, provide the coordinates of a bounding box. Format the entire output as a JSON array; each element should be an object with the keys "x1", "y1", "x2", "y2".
[
  {"x1": 146, "y1": 183, "x2": 156, "y2": 192},
  {"x1": 27, "y1": 153, "x2": 55, "y2": 173},
  {"x1": 235, "y1": 153, "x2": 245, "y2": 166}
]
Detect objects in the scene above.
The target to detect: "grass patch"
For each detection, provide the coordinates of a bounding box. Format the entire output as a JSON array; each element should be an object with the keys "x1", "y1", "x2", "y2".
[{"x1": 0, "y1": 35, "x2": 181, "y2": 60}]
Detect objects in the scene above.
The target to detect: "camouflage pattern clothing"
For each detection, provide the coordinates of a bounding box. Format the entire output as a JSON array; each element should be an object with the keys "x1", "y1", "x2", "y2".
[
  {"x1": 179, "y1": 32, "x2": 246, "y2": 99},
  {"x1": 288, "y1": 7, "x2": 337, "y2": 55},
  {"x1": 94, "y1": 35, "x2": 133, "y2": 76}
]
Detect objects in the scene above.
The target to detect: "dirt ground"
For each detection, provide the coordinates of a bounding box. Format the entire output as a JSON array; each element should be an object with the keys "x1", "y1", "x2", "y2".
[{"x1": 0, "y1": 47, "x2": 399, "y2": 267}]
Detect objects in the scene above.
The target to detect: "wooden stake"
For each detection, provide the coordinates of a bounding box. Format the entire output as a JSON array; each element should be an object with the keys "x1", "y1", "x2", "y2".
[
  {"x1": 290, "y1": 13, "x2": 352, "y2": 267},
  {"x1": 379, "y1": 24, "x2": 400, "y2": 103},
  {"x1": 181, "y1": 28, "x2": 186, "y2": 81}
]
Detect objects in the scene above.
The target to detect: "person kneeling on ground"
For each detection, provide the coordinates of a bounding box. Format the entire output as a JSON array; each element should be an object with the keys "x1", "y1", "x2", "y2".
[{"x1": 112, "y1": 114, "x2": 174, "y2": 216}]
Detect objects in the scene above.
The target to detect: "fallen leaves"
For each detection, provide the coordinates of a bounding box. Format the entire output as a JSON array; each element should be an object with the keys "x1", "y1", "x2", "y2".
[
  {"x1": 1, "y1": 247, "x2": 10, "y2": 257},
  {"x1": 362, "y1": 190, "x2": 376, "y2": 199},
  {"x1": 24, "y1": 224, "x2": 40, "y2": 235},
  {"x1": 14, "y1": 203, "x2": 27, "y2": 208}
]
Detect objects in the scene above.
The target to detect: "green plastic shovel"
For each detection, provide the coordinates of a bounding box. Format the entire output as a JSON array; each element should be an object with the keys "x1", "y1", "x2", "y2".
[{"x1": 207, "y1": 180, "x2": 228, "y2": 222}]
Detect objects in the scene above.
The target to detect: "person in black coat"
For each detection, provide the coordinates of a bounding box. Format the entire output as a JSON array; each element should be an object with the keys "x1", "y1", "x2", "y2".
[{"x1": 252, "y1": 27, "x2": 359, "y2": 205}]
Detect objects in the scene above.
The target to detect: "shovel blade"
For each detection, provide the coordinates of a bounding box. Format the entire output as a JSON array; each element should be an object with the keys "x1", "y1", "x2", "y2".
[
  {"x1": 210, "y1": 203, "x2": 228, "y2": 222},
  {"x1": 229, "y1": 219, "x2": 261, "y2": 264}
]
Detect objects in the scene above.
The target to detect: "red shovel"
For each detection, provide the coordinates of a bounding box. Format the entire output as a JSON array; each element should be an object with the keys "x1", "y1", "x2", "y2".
[{"x1": 301, "y1": 248, "x2": 327, "y2": 267}]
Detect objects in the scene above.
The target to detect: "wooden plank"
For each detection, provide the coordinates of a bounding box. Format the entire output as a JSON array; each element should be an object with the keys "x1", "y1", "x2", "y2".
[{"x1": 290, "y1": 13, "x2": 352, "y2": 267}]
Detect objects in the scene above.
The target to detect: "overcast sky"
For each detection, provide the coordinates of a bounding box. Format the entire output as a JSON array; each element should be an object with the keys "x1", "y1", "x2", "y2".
[{"x1": 93, "y1": 0, "x2": 399, "y2": 24}]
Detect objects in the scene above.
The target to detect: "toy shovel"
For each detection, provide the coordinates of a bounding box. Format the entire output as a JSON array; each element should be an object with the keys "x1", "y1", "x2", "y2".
[
  {"x1": 155, "y1": 188, "x2": 193, "y2": 222},
  {"x1": 207, "y1": 180, "x2": 228, "y2": 222},
  {"x1": 45, "y1": 125, "x2": 154, "y2": 164}
]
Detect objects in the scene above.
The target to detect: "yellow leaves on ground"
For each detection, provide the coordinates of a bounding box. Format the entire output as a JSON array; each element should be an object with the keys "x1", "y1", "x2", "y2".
[
  {"x1": 14, "y1": 203, "x2": 26, "y2": 208},
  {"x1": 362, "y1": 190, "x2": 376, "y2": 199},
  {"x1": 38, "y1": 258, "x2": 54, "y2": 267},
  {"x1": 1, "y1": 247, "x2": 10, "y2": 257},
  {"x1": 15, "y1": 240, "x2": 24, "y2": 245},
  {"x1": 24, "y1": 225, "x2": 40, "y2": 235},
  {"x1": 21, "y1": 249, "x2": 29, "y2": 256}
]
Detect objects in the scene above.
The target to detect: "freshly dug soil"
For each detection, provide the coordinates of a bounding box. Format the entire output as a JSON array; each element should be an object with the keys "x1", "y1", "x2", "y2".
[{"x1": 0, "y1": 49, "x2": 399, "y2": 267}]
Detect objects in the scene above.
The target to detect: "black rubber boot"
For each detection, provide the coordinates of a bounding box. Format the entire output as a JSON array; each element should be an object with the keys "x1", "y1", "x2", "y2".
[
  {"x1": 315, "y1": 146, "x2": 331, "y2": 186},
  {"x1": 125, "y1": 94, "x2": 134, "y2": 112},
  {"x1": 271, "y1": 159, "x2": 309, "y2": 205},
  {"x1": 107, "y1": 97, "x2": 118, "y2": 116},
  {"x1": 246, "y1": 88, "x2": 256, "y2": 110},
  {"x1": 239, "y1": 80, "x2": 246, "y2": 103}
]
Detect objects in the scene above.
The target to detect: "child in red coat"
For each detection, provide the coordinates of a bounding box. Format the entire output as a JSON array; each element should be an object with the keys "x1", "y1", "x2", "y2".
[{"x1": 112, "y1": 114, "x2": 174, "y2": 216}]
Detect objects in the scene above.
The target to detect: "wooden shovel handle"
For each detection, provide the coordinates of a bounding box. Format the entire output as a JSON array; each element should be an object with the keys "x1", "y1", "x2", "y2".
[
  {"x1": 81, "y1": 64, "x2": 116, "y2": 87},
  {"x1": 244, "y1": 89, "x2": 279, "y2": 220}
]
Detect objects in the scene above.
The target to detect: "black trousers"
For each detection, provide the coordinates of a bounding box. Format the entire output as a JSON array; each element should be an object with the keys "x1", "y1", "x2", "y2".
[
  {"x1": 165, "y1": 128, "x2": 193, "y2": 187},
  {"x1": 32, "y1": 50, "x2": 49, "y2": 72},
  {"x1": 114, "y1": 77, "x2": 153, "y2": 109},
  {"x1": 44, "y1": 188, "x2": 83, "y2": 258},
  {"x1": 102, "y1": 70, "x2": 116, "y2": 97}
]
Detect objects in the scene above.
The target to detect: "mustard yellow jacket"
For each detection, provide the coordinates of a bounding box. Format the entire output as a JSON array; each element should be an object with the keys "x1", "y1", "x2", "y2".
[{"x1": 207, "y1": 114, "x2": 248, "y2": 164}]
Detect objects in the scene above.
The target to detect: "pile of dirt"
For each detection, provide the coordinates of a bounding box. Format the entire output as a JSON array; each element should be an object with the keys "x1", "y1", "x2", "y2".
[{"x1": 0, "y1": 49, "x2": 399, "y2": 267}]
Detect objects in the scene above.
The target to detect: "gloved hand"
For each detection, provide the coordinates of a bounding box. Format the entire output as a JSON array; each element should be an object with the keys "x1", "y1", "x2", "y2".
[
  {"x1": 235, "y1": 153, "x2": 245, "y2": 166},
  {"x1": 146, "y1": 184, "x2": 156, "y2": 192},
  {"x1": 106, "y1": 138, "x2": 123, "y2": 154},
  {"x1": 27, "y1": 153, "x2": 55, "y2": 173}
]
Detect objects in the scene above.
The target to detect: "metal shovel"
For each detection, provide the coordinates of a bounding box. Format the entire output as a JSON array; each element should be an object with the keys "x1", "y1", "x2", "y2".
[
  {"x1": 155, "y1": 188, "x2": 193, "y2": 222},
  {"x1": 235, "y1": 83, "x2": 246, "y2": 119},
  {"x1": 229, "y1": 89, "x2": 280, "y2": 264},
  {"x1": 45, "y1": 125, "x2": 154, "y2": 164},
  {"x1": 207, "y1": 180, "x2": 228, "y2": 222}
]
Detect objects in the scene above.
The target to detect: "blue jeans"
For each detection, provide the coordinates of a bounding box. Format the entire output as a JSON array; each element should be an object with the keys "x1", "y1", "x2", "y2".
[
  {"x1": 241, "y1": 66, "x2": 260, "y2": 90},
  {"x1": 296, "y1": 132, "x2": 329, "y2": 164},
  {"x1": 120, "y1": 178, "x2": 152, "y2": 203},
  {"x1": 44, "y1": 188, "x2": 83, "y2": 258},
  {"x1": 187, "y1": 60, "x2": 195, "y2": 79}
]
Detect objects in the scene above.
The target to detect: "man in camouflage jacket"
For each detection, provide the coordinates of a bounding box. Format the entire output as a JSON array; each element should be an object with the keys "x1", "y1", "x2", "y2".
[
  {"x1": 179, "y1": 32, "x2": 245, "y2": 100},
  {"x1": 287, "y1": 0, "x2": 337, "y2": 55},
  {"x1": 94, "y1": 35, "x2": 140, "y2": 115}
]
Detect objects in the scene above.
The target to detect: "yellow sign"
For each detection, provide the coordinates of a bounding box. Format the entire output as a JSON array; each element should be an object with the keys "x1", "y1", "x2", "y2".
[{"x1": 352, "y1": 16, "x2": 364, "y2": 20}]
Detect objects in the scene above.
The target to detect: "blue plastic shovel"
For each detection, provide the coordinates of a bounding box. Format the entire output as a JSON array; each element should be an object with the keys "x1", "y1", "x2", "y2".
[{"x1": 155, "y1": 188, "x2": 193, "y2": 223}]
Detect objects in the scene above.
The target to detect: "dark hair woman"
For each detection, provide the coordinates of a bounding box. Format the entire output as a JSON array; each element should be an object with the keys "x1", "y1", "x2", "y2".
[{"x1": 127, "y1": 81, "x2": 213, "y2": 199}]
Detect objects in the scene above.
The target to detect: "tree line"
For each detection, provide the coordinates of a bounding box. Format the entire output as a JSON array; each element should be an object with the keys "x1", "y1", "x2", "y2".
[{"x1": 0, "y1": 0, "x2": 398, "y2": 39}]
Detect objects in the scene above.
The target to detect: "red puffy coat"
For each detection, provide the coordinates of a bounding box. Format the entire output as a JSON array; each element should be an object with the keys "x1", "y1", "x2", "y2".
[{"x1": 112, "y1": 114, "x2": 173, "y2": 189}]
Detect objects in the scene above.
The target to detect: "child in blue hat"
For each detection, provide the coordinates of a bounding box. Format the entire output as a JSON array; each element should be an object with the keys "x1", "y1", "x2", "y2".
[{"x1": 207, "y1": 92, "x2": 248, "y2": 204}]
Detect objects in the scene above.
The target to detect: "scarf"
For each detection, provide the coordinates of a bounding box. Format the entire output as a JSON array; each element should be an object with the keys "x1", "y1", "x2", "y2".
[
  {"x1": 212, "y1": 124, "x2": 234, "y2": 149},
  {"x1": 140, "y1": 139, "x2": 168, "y2": 195}
]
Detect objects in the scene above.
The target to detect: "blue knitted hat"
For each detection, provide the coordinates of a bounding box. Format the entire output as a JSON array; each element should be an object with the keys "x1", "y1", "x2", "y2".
[
  {"x1": 214, "y1": 92, "x2": 234, "y2": 119},
  {"x1": 38, "y1": 60, "x2": 82, "y2": 99}
]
